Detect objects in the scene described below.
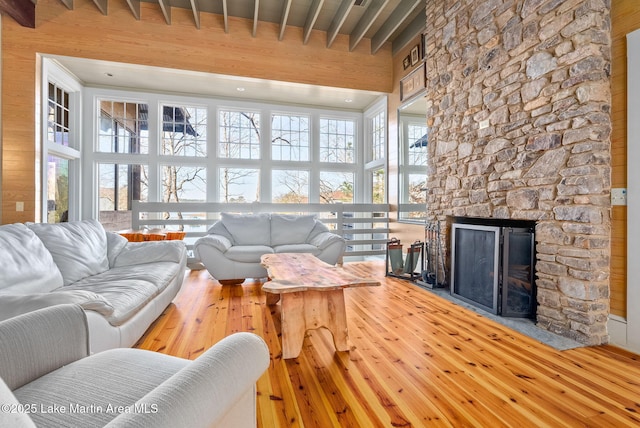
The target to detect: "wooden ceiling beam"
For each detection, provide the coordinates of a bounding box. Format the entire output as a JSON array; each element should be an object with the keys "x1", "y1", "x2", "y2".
[
  {"x1": 327, "y1": 0, "x2": 354, "y2": 48},
  {"x1": 303, "y1": 0, "x2": 324, "y2": 45},
  {"x1": 92, "y1": 0, "x2": 107, "y2": 15},
  {"x1": 278, "y1": 0, "x2": 292, "y2": 41},
  {"x1": 252, "y1": 0, "x2": 259, "y2": 37},
  {"x1": 349, "y1": 0, "x2": 389, "y2": 52},
  {"x1": 370, "y1": 0, "x2": 421, "y2": 54},
  {"x1": 189, "y1": 0, "x2": 200, "y2": 29},
  {"x1": 157, "y1": 0, "x2": 171, "y2": 24},
  {"x1": 0, "y1": 0, "x2": 36, "y2": 28},
  {"x1": 391, "y1": 8, "x2": 425, "y2": 57},
  {"x1": 125, "y1": 0, "x2": 140, "y2": 20}
]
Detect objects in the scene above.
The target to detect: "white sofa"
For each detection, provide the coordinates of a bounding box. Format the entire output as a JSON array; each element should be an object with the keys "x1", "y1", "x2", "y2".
[
  {"x1": 194, "y1": 213, "x2": 346, "y2": 284},
  {"x1": 0, "y1": 304, "x2": 269, "y2": 428},
  {"x1": 0, "y1": 219, "x2": 187, "y2": 353}
]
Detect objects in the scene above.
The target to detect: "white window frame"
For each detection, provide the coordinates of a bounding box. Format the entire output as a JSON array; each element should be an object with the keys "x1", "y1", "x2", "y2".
[
  {"x1": 41, "y1": 58, "x2": 82, "y2": 222},
  {"x1": 363, "y1": 97, "x2": 387, "y2": 203},
  {"x1": 82, "y1": 88, "x2": 365, "y2": 212}
]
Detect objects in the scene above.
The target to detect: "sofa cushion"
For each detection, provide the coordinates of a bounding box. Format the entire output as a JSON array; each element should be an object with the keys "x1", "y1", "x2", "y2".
[
  {"x1": 28, "y1": 220, "x2": 109, "y2": 286},
  {"x1": 111, "y1": 240, "x2": 186, "y2": 268},
  {"x1": 273, "y1": 243, "x2": 321, "y2": 256},
  {"x1": 225, "y1": 245, "x2": 274, "y2": 263},
  {"x1": 221, "y1": 213, "x2": 271, "y2": 245},
  {"x1": 0, "y1": 223, "x2": 63, "y2": 294},
  {"x1": 63, "y1": 279, "x2": 158, "y2": 326},
  {"x1": 74, "y1": 262, "x2": 183, "y2": 295},
  {"x1": 270, "y1": 214, "x2": 316, "y2": 246},
  {"x1": 0, "y1": 290, "x2": 114, "y2": 322}
]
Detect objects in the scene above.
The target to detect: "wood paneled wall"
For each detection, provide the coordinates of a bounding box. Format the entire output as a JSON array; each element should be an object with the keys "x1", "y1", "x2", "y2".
[
  {"x1": 610, "y1": 0, "x2": 640, "y2": 318},
  {"x1": 387, "y1": 35, "x2": 425, "y2": 246},
  {"x1": 0, "y1": 0, "x2": 393, "y2": 224}
]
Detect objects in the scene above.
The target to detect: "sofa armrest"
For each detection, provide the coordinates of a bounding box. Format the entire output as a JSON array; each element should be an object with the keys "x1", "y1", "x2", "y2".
[
  {"x1": 308, "y1": 231, "x2": 345, "y2": 250},
  {"x1": 112, "y1": 240, "x2": 187, "y2": 268},
  {"x1": 105, "y1": 332, "x2": 270, "y2": 428},
  {"x1": 0, "y1": 379, "x2": 36, "y2": 428},
  {"x1": 0, "y1": 304, "x2": 90, "y2": 390},
  {"x1": 194, "y1": 234, "x2": 232, "y2": 254}
]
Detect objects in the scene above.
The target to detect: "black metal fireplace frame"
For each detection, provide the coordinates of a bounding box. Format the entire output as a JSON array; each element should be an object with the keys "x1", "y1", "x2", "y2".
[{"x1": 450, "y1": 217, "x2": 536, "y2": 319}]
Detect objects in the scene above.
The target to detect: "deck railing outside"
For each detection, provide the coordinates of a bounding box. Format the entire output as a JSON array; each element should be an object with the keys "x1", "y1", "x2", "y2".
[{"x1": 130, "y1": 201, "x2": 390, "y2": 262}]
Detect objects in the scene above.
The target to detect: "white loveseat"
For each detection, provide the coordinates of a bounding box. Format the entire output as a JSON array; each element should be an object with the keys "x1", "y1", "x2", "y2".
[
  {"x1": 0, "y1": 304, "x2": 269, "y2": 428},
  {"x1": 194, "y1": 213, "x2": 346, "y2": 284},
  {"x1": 0, "y1": 219, "x2": 187, "y2": 353}
]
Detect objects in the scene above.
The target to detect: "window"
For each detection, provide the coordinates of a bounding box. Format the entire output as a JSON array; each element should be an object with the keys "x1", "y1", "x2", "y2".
[
  {"x1": 48, "y1": 83, "x2": 70, "y2": 147},
  {"x1": 320, "y1": 118, "x2": 355, "y2": 163},
  {"x1": 320, "y1": 171, "x2": 354, "y2": 203},
  {"x1": 98, "y1": 163, "x2": 148, "y2": 211},
  {"x1": 85, "y1": 87, "x2": 368, "y2": 225},
  {"x1": 272, "y1": 170, "x2": 309, "y2": 203},
  {"x1": 399, "y1": 113, "x2": 428, "y2": 222},
  {"x1": 162, "y1": 165, "x2": 206, "y2": 202},
  {"x1": 43, "y1": 59, "x2": 81, "y2": 223},
  {"x1": 98, "y1": 101, "x2": 148, "y2": 154},
  {"x1": 219, "y1": 110, "x2": 260, "y2": 159},
  {"x1": 371, "y1": 168, "x2": 385, "y2": 204},
  {"x1": 371, "y1": 111, "x2": 385, "y2": 161},
  {"x1": 271, "y1": 114, "x2": 310, "y2": 161},
  {"x1": 161, "y1": 105, "x2": 207, "y2": 156},
  {"x1": 46, "y1": 156, "x2": 69, "y2": 222},
  {"x1": 364, "y1": 98, "x2": 387, "y2": 204},
  {"x1": 220, "y1": 168, "x2": 259, "y2": 202}
]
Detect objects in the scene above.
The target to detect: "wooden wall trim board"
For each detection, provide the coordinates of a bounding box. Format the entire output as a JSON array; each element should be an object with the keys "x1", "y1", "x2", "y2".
[
  {"x1": 0, "y1": 0, "x2": 393, "y2": 223},
  {"x1": 608, "y1": 0, "x2": 640, "y2": 351},
  {"x1": 622, "y1": 27, "x2": 640, "y2": 354}
]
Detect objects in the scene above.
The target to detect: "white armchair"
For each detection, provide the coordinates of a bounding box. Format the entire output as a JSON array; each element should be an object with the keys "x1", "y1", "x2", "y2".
[{"x1": 0, "y1": 304, "x2": 269, "y2": 428}]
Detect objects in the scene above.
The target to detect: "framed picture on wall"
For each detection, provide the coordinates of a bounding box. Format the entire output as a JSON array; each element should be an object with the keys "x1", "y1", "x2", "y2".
[
  {"x1": 410, "y1": 45, "x2": 420, "y2": 66},
  {"x1": 403, "y1": 55, "x2": 411, "y2": 70},
  {"x1": 400, "y1": 62, "x2": 426, "y2": 102}
]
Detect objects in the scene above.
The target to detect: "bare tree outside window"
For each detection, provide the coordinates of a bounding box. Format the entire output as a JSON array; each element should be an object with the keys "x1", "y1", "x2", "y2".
[
  {"x1": 219, "y1": 110, "x2": 261, "y2": 202},
  {"x1": 272, "y1": 170, "x2": 309, "y2": 203},
  {"x1": 272, "y1": 114, "x2": 309, "y2": 161},
  {"x1": 160, "y1": 105, "x2": 208, "y2": 226},
  {"x1": 319, "y1": 118, "x2": 355, "y2": 163},
  {"x1": 319, "y1": 172, "x2": 354, "y2": 203},
  {"x1": 219, "y1": 110, "x2": 260, "y2": 159}
]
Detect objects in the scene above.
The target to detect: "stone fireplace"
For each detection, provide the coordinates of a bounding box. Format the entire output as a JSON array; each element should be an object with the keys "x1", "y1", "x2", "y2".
[{"x1": 424, "y1": 0, "x2": 611, "y2": 345}]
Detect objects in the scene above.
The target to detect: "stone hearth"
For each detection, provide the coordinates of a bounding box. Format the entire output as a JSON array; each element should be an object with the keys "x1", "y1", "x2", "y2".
[{"x1": 424, "y1": 0, "x2": 611, "y2": 345}]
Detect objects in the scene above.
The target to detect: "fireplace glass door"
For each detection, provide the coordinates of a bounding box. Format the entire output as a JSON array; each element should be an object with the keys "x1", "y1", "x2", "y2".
[
  {"x1": 501, "y1": 227, "x2": 535, "y2": 317},
  {"x1": 451, "y1": 224, "x2": 500, "y2": 314}
]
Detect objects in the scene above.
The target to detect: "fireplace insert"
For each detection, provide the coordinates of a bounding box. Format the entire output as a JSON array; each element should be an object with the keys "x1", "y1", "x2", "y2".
[{"x1": 450, "y1": 218, "x2": 536, "y2": 318}]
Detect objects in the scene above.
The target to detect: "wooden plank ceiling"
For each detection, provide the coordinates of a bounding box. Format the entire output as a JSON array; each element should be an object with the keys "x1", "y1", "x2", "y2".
[{"x1": 1, "y1": 0, "x2": 425, "y2": 56}]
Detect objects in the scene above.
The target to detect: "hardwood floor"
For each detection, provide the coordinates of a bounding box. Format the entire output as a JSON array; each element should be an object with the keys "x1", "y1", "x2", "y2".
[{"x1": 135, "y1": 261, "x2": 640, "y2": 427}]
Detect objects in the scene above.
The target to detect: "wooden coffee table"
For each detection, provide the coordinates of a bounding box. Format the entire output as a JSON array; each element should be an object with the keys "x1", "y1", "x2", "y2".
[{"x1": 261, "y1": 253, "x2": 380, "y2": 359}]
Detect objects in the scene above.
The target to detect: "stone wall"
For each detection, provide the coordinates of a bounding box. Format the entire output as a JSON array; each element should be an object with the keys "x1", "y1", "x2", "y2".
[{"x1": 424, "y1": 0, "x2": 612, "y2": 345}]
